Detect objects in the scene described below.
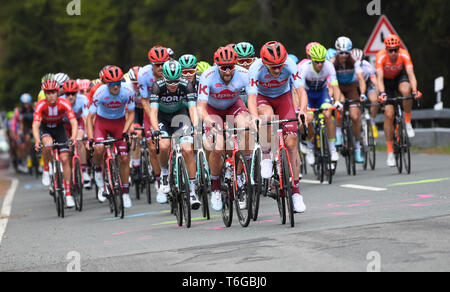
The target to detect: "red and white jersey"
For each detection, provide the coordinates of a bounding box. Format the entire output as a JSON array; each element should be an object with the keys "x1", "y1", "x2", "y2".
[{"x1": 33, "y1": 97, "x2": 76, "y2": 128}]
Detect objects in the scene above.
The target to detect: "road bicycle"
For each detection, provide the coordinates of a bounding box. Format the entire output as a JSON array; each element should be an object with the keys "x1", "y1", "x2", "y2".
[{"x1": 130, "y1": 127, "x2": 153, "y2": 204}]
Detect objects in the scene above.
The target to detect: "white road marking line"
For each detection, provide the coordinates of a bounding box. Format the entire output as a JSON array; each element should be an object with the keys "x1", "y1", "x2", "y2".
[
  {"x1": 340, "y1": 184, "x2": 387, "y2": 192},
  {"x1": 301, "y1": 179, "x2": 329, "y2": 185},
  {"x1": 0, "y1": 178, "x2": 19, "y2": 245}
]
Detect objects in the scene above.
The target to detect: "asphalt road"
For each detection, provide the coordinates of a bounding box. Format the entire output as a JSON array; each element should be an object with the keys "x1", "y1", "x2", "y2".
[{"x1": 1, "y1": 151, "x2": 450, "y2": 272}]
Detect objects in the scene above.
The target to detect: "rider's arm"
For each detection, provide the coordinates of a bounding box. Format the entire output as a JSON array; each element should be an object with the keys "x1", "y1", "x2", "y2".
[
  {"x1": 196, "y1": 101, "x2": 214, "y2": 126},
  {"x1": 86, "y1": 113, "x2": 95, "y2": 140},
  {"x1": 124, "y1": 110, "x2": 135, "y2": 134},
  {"x1": 405, "y1": 66, "x2": 418, "y2": 94},
  {"x1": 69, "y1": 118, "x2": 78, "y2": 141},
  {"x1": 247, "y1": 93, "x2": 258, "y2": 120},
  {"x1": 295, "y1": 86, "x2": 308, "y2": 114},
  {"x1": 32, "y1": 119, "x2": 41, "y2": 146},
  {"x1": 376, "y1": 69, "x2": 386, "y2": 94}
]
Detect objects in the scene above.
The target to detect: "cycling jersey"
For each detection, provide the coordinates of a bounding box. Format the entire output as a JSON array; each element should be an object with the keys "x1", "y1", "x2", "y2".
[
  {"x1": 126, "y1": 81, "x2": 143, "y2": 109},
  {"x1": 359, "y1": 60, "x2": 376, "y2": 82},
  {"x1": 332, "y1": 56, "x2": 363, "y2": 85},
  {"x1": 247, "y1": 57, "x2": 303, "y2": 98},
  {"x1": 137, "y1": 65, "x2": 157, "y2": 99},
  {"x1": 197, "y1": 65, "x2": 249, "y2": 110},
  {"x1": 62, "y1": 93, "x2": 89, "y2": 120},
  {"x1": 87, "y1": 82, "x2": 103, "y2": 106},
  {"x1": 376, "y1": 48, "x2": 413, "y2": 80},
  {"x1": 150, "y1": 78, "x2": 196, "y2": 114},
  {"x1": 34, "y1": 98, "x2": 76, "y2": 128},
  {"x1": 89, "y1": 83, "x2": 135, "y2": 119},
  {"x1": 299, "y1": 60, "x2": 338, "y2": 91}
]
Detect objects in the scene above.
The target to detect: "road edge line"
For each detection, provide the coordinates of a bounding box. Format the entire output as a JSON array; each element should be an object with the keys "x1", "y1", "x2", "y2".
[{"x1": 0, "y1": 177, "x2": 19, "y2": 245}]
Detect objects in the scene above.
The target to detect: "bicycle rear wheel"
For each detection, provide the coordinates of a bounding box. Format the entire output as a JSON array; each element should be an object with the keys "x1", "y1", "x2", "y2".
[
  {"x1": 234, "y1": 151, "x2": 252, "y2": 228},
  {"x1": 251, "y1": 148, "x2": 262, "y2": 221},
  {"x1": 280, "y1": 148, "x2": 294, "y2": 227},
  {"x1": 178, "y1": 157, "x2": 191, "y2": 228}
]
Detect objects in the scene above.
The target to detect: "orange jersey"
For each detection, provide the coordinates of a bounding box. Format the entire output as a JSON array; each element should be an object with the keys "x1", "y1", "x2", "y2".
[{"x1": 376, "y1": 48, "x2": 413, "y2": 80}]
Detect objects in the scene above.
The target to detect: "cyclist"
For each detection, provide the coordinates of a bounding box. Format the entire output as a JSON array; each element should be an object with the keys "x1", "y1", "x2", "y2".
[
  {"x1": 331, "y1": 36, "x2": 367, "y2": 163},
  {"x1": 376, "y1": 34, "x2": 422, "y2": 167},
  {"x1": 148, "y1": 60, "x2": 201, "y2": 209},
  {"x1": 234, "y1": 42, "x2": 256, "y2": 106},
  {"x1": 352, "y1": 48, "x2": 380, "y2": 138},
  {"x1": 197, "y1": 46, "x2": 253, "y2": 211},
  {"x1": 196, "y1": 61, "x2": 211, "y2": 76},
  {"x1": 88, "y1": 66, "x2": 111, "y2": 106},
  {"x1": 139, "y1": 45, "x2": 170, "y2": 196},
  {"x1": 77, "y1": 79, "x2": 92, "y2": 96},
  {"x1": 247, "y1": 41, "x2": 308, "y2": 213},
  {"x1": 299, "y1": 44, "x2": 343, "y2": 165},
  {"x1": 179, "y1": 54, "x2": 199, "y2": 94},
  {"x1": 62, "y1": 79, "x2": 91, "y2": 189},
  {"x1": 13, "y1": 93, "x2": 35, "y2": 173},
  {"x1": 86, "y1": 65, "x2": 135, "y2": 208},
  {"x1": 53, "y1": 73, "x2": 70, "y2": 97},
  {"x1": 33, "y1": 79, "x2": 78, "y2": 208}
]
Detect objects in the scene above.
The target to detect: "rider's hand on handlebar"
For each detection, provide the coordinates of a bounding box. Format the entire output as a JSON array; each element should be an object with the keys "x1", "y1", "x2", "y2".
[
  {"x1": 378, "y1": 92, "x2": 387, "y2": 103},
  {"x1": 413, "y1": 90, "x2": 423, "y2": 99},
  {"x1": 360, "y1": 94, "x2": 368, "y2": 103},
  {"x1": 151, "y1": 130, "x2": 161, "y2": 141},
  {"x1": 333, "y1": 101, "x2": 343, "y2": 111},
  {"x1": 34, "y1": 142, "x2": 42, "y2": 152}
]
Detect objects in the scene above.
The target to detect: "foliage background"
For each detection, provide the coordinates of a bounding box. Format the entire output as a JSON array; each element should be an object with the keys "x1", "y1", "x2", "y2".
[{"x1": 0, "y1": 0, "x2": 448, "y2": 110}]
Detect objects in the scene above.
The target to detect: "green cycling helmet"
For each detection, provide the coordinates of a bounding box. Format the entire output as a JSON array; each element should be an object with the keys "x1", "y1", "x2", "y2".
[
  {"x1": 162, "y1": 60, "x2": 182, "y2": 81},
  {"x1": 179, "y1": 54, "x2": 198, "y2": 69},
  {"x1": 234, "y1": 42, "x2": 255, "y2": 58},
  {"x1": 7, "y1": 111, "x2": 14, "y2": 120},
  {"x1": 196, "y1": 61, "x2": 211, "y2": 74},
  {"x1": 309, "y1": 44, "x2": 327, "y2": 62}
]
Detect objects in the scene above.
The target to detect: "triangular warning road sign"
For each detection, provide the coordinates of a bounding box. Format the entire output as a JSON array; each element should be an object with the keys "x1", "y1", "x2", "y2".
[{"x1": 364, "y1": 15, "x2": 407, "y2": 55}]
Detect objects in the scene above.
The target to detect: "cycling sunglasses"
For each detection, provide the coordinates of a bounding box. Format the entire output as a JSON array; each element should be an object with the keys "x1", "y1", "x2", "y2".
[
  {"x1": 236, "y1": 58, "x2": 255, "y2": 66},
  {"x1": 153, "y1": 63, "x2": 164, "y2": 67},
  {"x1": 219, "y1": 65, "x2": 235, "y2": 72},
  {"x1": 338, "y1": 51, "x2": 350, "y2": 55},
  {"x1": 65, "y1": 92, "x2": 77, "y2": 96},
  {"x1": 182, "y1": 69, "x2": 197, "y2": 76},
  {"x1": 266, "y1": 64, "x2": 285, "y2": 71},
  {"x1": 107, "y1": 81, "x2": 122, "y2": 87},
  {"x1": 387, "y1": 48, "x2": 399, "y2": 53},
  {"x1": 165, "y1": 79, "x2": 180, "y2": 85}
]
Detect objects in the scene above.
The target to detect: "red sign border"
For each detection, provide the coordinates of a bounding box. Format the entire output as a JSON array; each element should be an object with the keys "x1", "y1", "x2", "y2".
[{"x1": 364, "y1": 14, "x2": 407, "y2": 55}]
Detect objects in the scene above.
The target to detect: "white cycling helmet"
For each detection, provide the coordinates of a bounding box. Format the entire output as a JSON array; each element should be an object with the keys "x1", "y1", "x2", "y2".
[
  {"x1": 335, "y1": 36, "x2": 353, "y2": 52},
  {"x1": 351, "y1": 48, "x2": 364, "y2": 61},
  {"x1": 54, "y1": 72, "x2": 70, "y2": 87}
]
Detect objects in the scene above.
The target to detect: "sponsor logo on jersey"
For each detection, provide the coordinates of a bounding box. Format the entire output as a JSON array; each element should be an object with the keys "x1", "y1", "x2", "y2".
[
  {"x1": 258, "y1": 77, "x2": 289, "y2": 88},
  {"x1": 210, "y1": 89, "x2": 239, "y2": 100}
]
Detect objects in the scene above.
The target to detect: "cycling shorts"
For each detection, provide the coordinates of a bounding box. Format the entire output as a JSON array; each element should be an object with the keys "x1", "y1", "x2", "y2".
[
  {"x1": 158, "y1": 107, "x2": 193, "y2": 145},
  {"x1": 384, "y1": 69, "x2": 410, "y2": 99},
  {"x1": 94, "y1": 116, "x2": 128, "y2": 156},
  {"x1": 257, "y1": 91, "x2": 298, "y2": 136},
  {"x1": 306, "y1": 87, "x2": 333, "y2": 109},
  {"x1": 40, "y1": 123, "x2": 69, "y2": 153}
]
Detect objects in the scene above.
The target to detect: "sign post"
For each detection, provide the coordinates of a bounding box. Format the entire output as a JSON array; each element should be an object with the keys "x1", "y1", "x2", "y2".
[{"x1": 434, "y1": 76, "x2": 444, "y2": 111}]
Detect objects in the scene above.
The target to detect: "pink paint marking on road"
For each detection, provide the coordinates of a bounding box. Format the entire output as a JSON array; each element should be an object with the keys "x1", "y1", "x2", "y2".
[{"x1": 417, "y1": 194, "x2": 434, "y2": 198}]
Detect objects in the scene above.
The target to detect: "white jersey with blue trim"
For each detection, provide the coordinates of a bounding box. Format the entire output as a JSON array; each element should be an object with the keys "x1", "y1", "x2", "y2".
[
  {"x1": 62, "y1": 93, "x2": 89, "y2": 123},
  {"x1": 197, "y1": 65, "x2": 249, "y2": 111},
  {"x1": 89, "y1": 83, "x2": 135, "y2": 119},
  {"x1": 299, "y1": 60, "x2": 338, "y2": 91},
  {"x1": 137, "y1": 64, "x2": 156, "y2": 99},
  {"x1": 247, "y1": 57, "x2": 303, "y2": 98},
  {"x1": 359, "y1": 60, "x2": 376, "y2": 82}
]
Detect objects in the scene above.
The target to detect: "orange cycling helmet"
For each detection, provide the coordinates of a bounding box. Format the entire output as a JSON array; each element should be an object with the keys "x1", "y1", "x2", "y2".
[
  {"x1": 102, "y1": 66, "x2": 124, "y2": 83},
  {"x1": 384, "y1": 34, "x2": 401, "y2": 48},
  {"x1": 148, "y1": 46, "x2": 170, "y2": 63},
  {"x1": 42, "y1": 79, "x2": 59, "y2": 91},
  {"x1": 63, "y1": 79, "x2": 79, "y2": 92},
  {"x1": 260, "y1": 41, "x2": 288, "y2": 66},
  {"x1": 214, "y1": 46, "x2": 238, "y2": 66}
]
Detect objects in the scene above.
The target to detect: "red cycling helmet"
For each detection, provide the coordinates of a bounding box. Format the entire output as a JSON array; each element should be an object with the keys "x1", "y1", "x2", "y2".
[
  {"x1": 102, "y1": 66, "x2": 124, "y2": 83},
  {"x1": 214, "y1": 46, "x2": 238, "y2": 66},
  {"x1": 384, "y1": 34, "x2": 401, "y2": 48},
  {"x1": 63, "y1": 79, "x2": 79, "y2": 92},
  {"x1": 148, "y1": 46, "x2": 170, "y2": 63},
  {"x1": 42, "y1": 79, "x2": 59, "y2": 91},
  {"x1": 305, "y1": 42, "x2": 320, "y2": 57},
  {"x1": 77, "y1": 79, "x2": 92, "y2": 91},
  {"x1": 260, "y1": 41, "x2": 288, "y2": 66}
]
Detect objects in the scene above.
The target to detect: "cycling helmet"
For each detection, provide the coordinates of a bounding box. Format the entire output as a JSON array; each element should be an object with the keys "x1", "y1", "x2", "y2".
[
  {"x1": 20, "y1": 93, "x2": 32, "y2": 104},
  {"x1": 127, "y1": 66, "x2": 140, "y2": 81},
  {"x1": 384, "y1": 34, "x2": 401, "y2": 48},
  {"x1": 102, "y1": 66, "x2": 124, "y2": 83},
  {"x1": 91, "y1": 78, "x2": 102, "y2": 86},
  {"x1": 260, "y1": 41, "x2": 288, "y2": 66},
  {"x1": 7, "y1": 111, "x2": 14, "y2": 120},
  {"x1": 54, "y1": 73, "x2": 70, "y2": 87},
  {"x1": 196, "y1": 61, "x2": 211, "y2": 74},
  {"x1": 179, "y1": 54, "x2": 198, "y2": 69},
  {"x1": 305, "y1": 42, "x2": 321, "y2": 57},
  {"x1": 234, "y1": 42, "x2": 255, "y2": 58},
  {"x1": 288, "y1": 54, "x2": 299, "y2": 64},
  {"x1": 326, "y1": 48, "x2": 337, "y2": 61},
  {"x1": 77, "y1": 79, "x2": 92, "y2": 91},
  {"x1": 162, "y1": 60, "x2": 182, "y2": 81},
  {"x1": 226, "y1": 43, "x2": 236, "y2": 50},
  {"x1": 214, "y1": 47, "x2": 238, "y2": 66},
  {"x1": 335, "y1": 36, "x2": 353, "y2": 52},
  {"x1": 148, "y1": 46, "x2": 170, "y2": 63},
  {"x1": 99, "y1": 65, "x2": 112, "y2": 81},
  {"x1": 41, "y1": 73, "x2": 55, "y2": 84},
  {"x1": 351, "y1": 48, "x2": 364, "y2": 61},
  {"x1": 63, "y1": 79, "x2": 79, "y2": 92},
  {"x1": 42, "y1": 79, "x2": 59, "y2": 91},
  {"x1": 309, "y1": 44, "x2": 327, "y2": 62}
]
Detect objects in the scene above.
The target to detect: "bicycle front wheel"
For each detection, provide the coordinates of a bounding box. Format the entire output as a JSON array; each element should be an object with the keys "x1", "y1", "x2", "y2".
[
  {"x1": 220, "y1": 158, "x2": 233, "y2": 228},
  {"x1": 280, "y1": 148, "x2": 294, "y2": 228},
  {"x1": 251, "y1": 148, "x2": 262, "y2": 221},
  {"x1": 178, "y1": 156, "x2": 191, "y2": 228},
  {"x1": 73, "y1": 158, "x2": 83, "y2": 212},
  {"x1": 198, "y1": 151, "x2": 210, "y2": 220},
  {"x1": 234, "y1": 151, "x2": 252, "y2": 228},
  {"x1": 54, "y1": 161, "x2": 64, "y2": 218},
  {"x1": 401, "y1": 121, "x2": 411, "y2": 174}
]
